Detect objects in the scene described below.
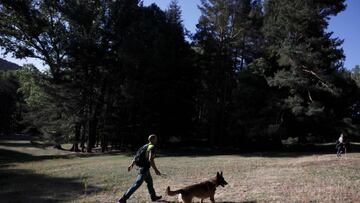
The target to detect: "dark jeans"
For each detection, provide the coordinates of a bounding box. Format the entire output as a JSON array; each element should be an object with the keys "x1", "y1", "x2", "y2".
[
  {"x1": 337, "y1": 143, "x2": 345, "y2": 156},
  {"x1": 121, "y1": 167, "x2": 156, "y2": 200}
]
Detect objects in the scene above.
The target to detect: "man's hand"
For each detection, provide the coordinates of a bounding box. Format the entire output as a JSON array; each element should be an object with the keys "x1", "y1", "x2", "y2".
[
  {"x1": 128, "y1": 161, "x2": 135, "y2": 172},
  {"x1": 155, "y1": 169, "x2": 161, "y2": 176},
  {"x1": 149, "y1": 150, "x2": 161, "y2": 176}
]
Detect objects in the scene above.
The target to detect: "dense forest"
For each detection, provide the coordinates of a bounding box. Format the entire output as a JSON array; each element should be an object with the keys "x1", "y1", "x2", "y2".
[{"x1": 0, "y1": 0, "x2": 359, "y2": 152}]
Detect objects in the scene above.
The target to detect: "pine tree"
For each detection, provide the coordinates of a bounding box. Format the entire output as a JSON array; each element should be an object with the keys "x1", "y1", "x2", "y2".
[
  {"x1": 194, "y1": 0, "x2": 264, "y2": 146},
  {"x1": 351, "y1": 65, "x2": 360, "y2": 87},
  {"x1": 166, "y1": 0, "x2": 183, "y2": 26},
  {"x1": 255, "y1": 0, "x2": 348, "y2": 140}
]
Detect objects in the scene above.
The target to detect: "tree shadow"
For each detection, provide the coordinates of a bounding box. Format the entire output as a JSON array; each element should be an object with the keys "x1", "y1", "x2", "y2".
[
  {"x1": 0, "y1": 147, "x2": 124, "y2": 166},
  {"x1": 219, "y1": 202, "x2": 256, "y2": 203},
  {"x1": 158, "y1": 142, "x2": 360, "y2": 158},
  {"x1": 0, "y1": 141, "x2": 49, "y2": 149},
  {"x1": 159, "y1": 148, "x2": 316, "y2": 158},
  {"x1": 2, "y1": 137, "x2": 359, "y2": 161},
  {"x1": 0, "y1": 148, "x2": 39, "y2": 165},
  {"x1": 0, "y1": 148, "x2": 83, "y2": 165},
  {"x1": 0, "y1": 168, "x2": 101, "y2": 203},
  {"x1": 157, "y1": 200, "x2": 256, "y2": 203}
]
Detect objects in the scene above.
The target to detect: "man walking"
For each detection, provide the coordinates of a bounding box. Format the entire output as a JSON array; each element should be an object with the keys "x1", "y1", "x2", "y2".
[
  {"x1": 119, "y1": 134, "x2": 162, "y2": 203},
  {"x1": 336, "y1": 132, "x2": 346, "y2": 157}
]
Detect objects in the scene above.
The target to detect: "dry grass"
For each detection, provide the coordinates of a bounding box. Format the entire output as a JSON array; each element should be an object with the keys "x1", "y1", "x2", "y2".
[{"x1": 1, "y1": 138, "x2": 359, "y2": 203}]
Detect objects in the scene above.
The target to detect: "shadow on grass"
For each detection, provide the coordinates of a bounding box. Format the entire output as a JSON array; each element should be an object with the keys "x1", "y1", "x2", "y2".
[
  {"x1": 0, "y1": 138, "x2": 62, "y2": 166},
  {"x1": 159, "y1": 143, "x2": 360, "y2": 158},
  {"x1": 158, "y1": 200, "x2": 256, "y2": 203},
  {"x1": 2, "y1": 136, "x2": 359, "y2": 160},
  {"x1": 159, "y1": 148, "x2": 319, "y2": 158},
  {"x1": 0, "y1": 148, "x2": 40, "y2": 165},
  {"x1": 0, "y1": 147, "x2": 128, "y2": 166},
  {"x1": 0, "y1": 141, "x2": 49, "y2": 149},
  {"x1": 0, "y1": 136, "x2": 131, "y2": 166},
  {"x1": 0, "y1": 168, "x2": 101, "y2": 203}
]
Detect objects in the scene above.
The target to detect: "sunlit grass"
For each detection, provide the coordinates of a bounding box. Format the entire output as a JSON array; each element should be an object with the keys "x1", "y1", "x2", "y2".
[{"x1": 1, "y1": 138, "x2": 359, "y2": 202}]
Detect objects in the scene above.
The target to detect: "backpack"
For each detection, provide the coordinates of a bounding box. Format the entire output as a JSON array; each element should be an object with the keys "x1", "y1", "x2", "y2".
[{"x1": 134, "y1": 144, "x2": 150, "y2": 167}]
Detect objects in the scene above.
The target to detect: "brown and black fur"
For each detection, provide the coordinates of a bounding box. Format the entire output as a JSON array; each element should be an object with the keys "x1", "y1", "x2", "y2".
[{"x1": 166, "y1": 172, "x2": 228, "y2": 203}]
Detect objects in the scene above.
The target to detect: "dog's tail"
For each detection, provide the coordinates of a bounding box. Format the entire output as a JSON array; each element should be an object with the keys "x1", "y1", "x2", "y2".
[{"x1": 166, "y1": 186, "x2": 183, "y2": 196}]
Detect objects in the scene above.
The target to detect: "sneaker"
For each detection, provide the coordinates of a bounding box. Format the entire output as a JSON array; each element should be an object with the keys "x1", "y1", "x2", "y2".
[
  {"x1": 119, "y1": 198, "x2": 126, "y2": 203},
  {"x1": 151, "y1": 195, "x2": 162, "y2": 202}
]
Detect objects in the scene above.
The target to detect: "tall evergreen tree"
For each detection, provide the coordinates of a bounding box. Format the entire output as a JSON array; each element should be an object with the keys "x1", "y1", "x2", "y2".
[
  {"x1": 108, "y1": 3, "x2": 195, "y2": 145},
  {"x1": 253, "y1": 0, "x2": 349, "y2": 141},
  {"x1": 351, "y1": 65, "x2": 360, "y2": 87},
  {"x1": 194, "y1": 0, "x2": 264, "y2": 146},
  {"x1": 166, "y1": 0, "x2": 182, "y2": 26},
  {"x1": 350, "y1": 65, "x2": 360, "y2": 125}
]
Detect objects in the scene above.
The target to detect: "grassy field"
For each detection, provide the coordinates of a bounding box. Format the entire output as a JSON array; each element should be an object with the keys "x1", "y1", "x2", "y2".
[{"x1": 1, "y1": 137, "x2": 360, "y2": 203}]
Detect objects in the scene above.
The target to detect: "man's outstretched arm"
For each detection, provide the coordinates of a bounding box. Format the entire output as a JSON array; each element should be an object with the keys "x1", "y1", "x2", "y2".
[
  {"x1": 149, "y1": 151, "x2": 161, "y2": 175},
  {"x1": 128, "y1": 160, "x2": 135, "y2": 171}
]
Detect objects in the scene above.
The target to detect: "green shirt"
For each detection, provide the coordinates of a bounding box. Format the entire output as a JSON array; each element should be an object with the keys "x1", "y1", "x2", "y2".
[{"x1": 146, "y1": 144, "x2": 155, "y2": 160}]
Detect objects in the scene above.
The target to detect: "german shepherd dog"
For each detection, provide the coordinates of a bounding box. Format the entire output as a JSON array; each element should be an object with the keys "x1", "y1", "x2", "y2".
[{"x1": 166, "y1": 171, "x2": 228, "y2": 203}]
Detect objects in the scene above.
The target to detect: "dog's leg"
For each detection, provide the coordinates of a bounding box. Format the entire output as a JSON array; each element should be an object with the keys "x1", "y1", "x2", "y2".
[
  {"x1": 179, "y1": 194, "x2": 190, "y2": 203},
  {"x1": 178, "y1": 194, "x2": 183, "y2": 203},
  {"x1": 182, "y1": 195, "x2": 192, "y2": 203},
  {"x1": 345, "y1": 147, "x2": 347, "y2": 158},
  {"x1": 200, "y1": 199, "x2": 204, "y2": 203},
  {"x1": 209, "y1": 196, "x2": 216, "y2": 203}
]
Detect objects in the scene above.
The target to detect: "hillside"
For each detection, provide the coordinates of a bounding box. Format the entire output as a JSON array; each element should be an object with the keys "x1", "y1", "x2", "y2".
[{"x1": 0, "y1": 58, "x2": 21, "y2": 70}]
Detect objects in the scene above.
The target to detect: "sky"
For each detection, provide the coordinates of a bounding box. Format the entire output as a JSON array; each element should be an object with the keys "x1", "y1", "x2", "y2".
[{"x1": 1, "y1": 0, "x2": 359, "y2": 70}]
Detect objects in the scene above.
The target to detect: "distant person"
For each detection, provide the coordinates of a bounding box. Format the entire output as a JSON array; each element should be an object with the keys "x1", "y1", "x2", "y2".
[
  {"x1": 118, "y1": 134, "x2": 162, "y2": 203},
  {"x1": 336, "y1": 132, "x2": 347, "y2": 157}
]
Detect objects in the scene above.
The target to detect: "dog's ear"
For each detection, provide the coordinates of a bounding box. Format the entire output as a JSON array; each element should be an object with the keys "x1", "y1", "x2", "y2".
[
  {"x1": 221, "y1": 171, "x2": 223, "y2": 176},
  {"x1": 217, "y1": 172, "x2": 220, "y2": 177}
]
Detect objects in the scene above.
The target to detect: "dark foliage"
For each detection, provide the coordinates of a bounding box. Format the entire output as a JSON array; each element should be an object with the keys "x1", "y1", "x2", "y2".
[{"x1": 0, "y1": 0, "x2": 358, "y2": 150}]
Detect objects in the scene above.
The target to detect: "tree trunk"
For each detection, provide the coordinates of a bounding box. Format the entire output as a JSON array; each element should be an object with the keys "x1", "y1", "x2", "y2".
[
  {"x1": 87, "y1": 118, "x2": 98, "y2": 152},
  {"x1": 54, "y1": 144, "x2": 63, "y2": 150},
  {"x1": 80, "y1": 123, "x2": 86, "y2": 152},
  {"x1": 70, "y1": 123, "x2": 81, "y2": 152},
  {"x1": 209, "y1": 101, "x2": 218, "y2": 147},
  {"x1": 87, "y1": 79, "x2": 106, "y2": 152},
  {"x1": 101, "y1": 133, "x2": 108, "y2": 153}
]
